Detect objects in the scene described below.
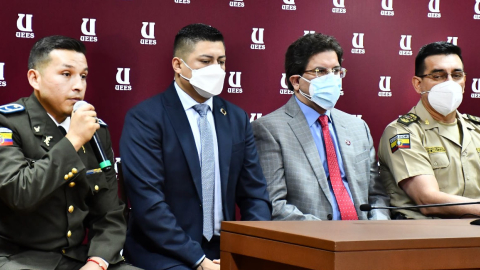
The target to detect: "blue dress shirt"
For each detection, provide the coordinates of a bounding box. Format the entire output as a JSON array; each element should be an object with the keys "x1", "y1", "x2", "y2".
[{"x1": 295, "y1": 96, "x2": 354, "y2": 220}]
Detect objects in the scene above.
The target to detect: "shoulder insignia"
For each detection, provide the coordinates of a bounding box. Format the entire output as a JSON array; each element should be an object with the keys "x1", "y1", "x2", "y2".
[
  {"x1": 98, "y1": 118, "x2": 108, "y2": 127},
  {"x1": 397, "y1": 113, "x2": 420, "y2": 126},
  {"x1": 465, "y1": 114, "x2": 480, "y2": 125},
  {"x1": 0, "y1": 104, "x2": 25, "y2": 114},
  {"x1": 389, "y1": 133, "x2": 411, "y2": 153}
]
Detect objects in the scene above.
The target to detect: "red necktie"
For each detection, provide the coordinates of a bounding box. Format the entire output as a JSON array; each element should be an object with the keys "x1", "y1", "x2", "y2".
[{"x1": 318, "y1": 115, "x2": 358, "y2": 220}]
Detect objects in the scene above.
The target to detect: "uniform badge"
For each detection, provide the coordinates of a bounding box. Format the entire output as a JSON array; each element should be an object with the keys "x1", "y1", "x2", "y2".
[
  {"x1": 0, "y1": 127, "x2": 13, "y2": 146},
  {"x1": 465, "y1": 114, "x2": 480, "y2": 125},
  {"x1": 0, "y1": 104, "x2": 24, "y2": 114},
  {"x1": 425, "y1": 146, "x2": 446, "y2": 154},
  {"x1": 397, "y1": 113, "x2": 420, "y2": 126},
  {"x1": 44, "y1": 136, "x2": 53, "y2": 146},
  {"x1": 389, "y1": 133, "x2": 411, "y2": 153}
]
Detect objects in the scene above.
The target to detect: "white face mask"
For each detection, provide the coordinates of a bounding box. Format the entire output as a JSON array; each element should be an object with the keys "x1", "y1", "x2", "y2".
[
  {"x1": 179, "y1": 59, "x2": 226, "y2": 99},
  {"x1": 299, "y1": 73, "x2": 342, "y2": 111},
  {"x1": 421, "y1": 80, "x2": 463, "y2": 116}
]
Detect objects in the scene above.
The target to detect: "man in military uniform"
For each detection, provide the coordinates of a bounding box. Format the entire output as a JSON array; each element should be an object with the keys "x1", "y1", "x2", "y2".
[
  {"x1": 0, "y1": 36, "x2": 139, "y2": 269},
  {"x1": 378, "y1": 41, "x2": 480, "y2": 219}
]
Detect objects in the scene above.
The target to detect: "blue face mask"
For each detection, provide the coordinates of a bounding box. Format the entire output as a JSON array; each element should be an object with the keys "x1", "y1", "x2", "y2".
[{"x1": 299, "y1": 73, "x2": 342, "y2": 110}]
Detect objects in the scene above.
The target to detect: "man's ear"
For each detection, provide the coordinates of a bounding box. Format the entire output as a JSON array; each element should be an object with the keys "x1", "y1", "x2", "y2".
[
  {"x1": 412, "y1": 76, "x2": 422, "y2": 94},
  {"x1": 172, "y1": 57, "x2": 182, "y2": 74},
  {"x1": 289, "y1": 75, "x2": 300, "y2": 91},
  {"x1": 27, "y1": 69, "x2": 41, "y2": 90}
]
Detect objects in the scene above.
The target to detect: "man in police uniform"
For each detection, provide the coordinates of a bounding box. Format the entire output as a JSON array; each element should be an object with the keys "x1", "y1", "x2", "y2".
[
  {"x1": 0, "y1": 36, "x2": 138, "y2": 269},
  {"x1": 378, "y1": 41, "x2": 480, "y2": 219}
]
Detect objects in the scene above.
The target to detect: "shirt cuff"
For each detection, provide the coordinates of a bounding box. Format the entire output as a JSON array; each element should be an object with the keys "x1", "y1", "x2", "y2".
[{"x1": 192, "y1": 254, "x2": 206, "y2": 269}]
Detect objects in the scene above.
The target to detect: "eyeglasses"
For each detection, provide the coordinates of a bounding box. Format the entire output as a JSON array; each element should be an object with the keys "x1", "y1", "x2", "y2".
[
  {"x1": 303, "y1": 67, "x2": 347, "y2": 78},
  {"x1": 417, "y1": 71, "x2": 466, "y2": 82}
]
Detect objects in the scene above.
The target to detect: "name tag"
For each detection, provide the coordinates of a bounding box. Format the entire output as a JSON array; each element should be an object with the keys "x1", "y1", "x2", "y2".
[{"x1": 425, "y1": 146, "x2": 446, "y2": 154}]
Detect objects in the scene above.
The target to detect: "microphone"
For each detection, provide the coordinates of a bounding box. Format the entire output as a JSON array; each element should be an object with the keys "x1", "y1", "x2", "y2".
[
  {"x1": 360, "y1": 202, "x2": 480, "y2": 225},
  {"x1": 73, "y1": 101, "x2": 112, "y2": 172}
]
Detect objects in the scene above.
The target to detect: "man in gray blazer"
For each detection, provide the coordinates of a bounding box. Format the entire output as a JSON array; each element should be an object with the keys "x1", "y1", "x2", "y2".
[{"x1": 252, "y1": 33, "x2": 390, "y2": 221}]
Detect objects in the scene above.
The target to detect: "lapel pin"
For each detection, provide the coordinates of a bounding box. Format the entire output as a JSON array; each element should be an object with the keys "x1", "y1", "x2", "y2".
[
  {"x1": 34, "y1": 126, "x2": 40, "y2": 133},
  {"x1": 220, "y1": 108, "x2": 227, "y2": 116},
  {"x1": 425, "y1": 119, "x2": 430, "y2": 125},
  {"x1": 44, "y1": 136, "x2": 53, "y2": 146},
  {"x1": 345, "y1": 140, "x2": 351, "y2": 146},
  {"x1": 82, "y1": 146, "x2": 86, "y2": 153}
]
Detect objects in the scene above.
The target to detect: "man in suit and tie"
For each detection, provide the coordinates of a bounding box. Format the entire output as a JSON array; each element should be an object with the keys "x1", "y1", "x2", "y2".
[
  {"x1": 120, "y1": 23, "x2": 272, "y2": 270},
  {"x1": 252, "y1": 33, "x2": 389, "y2": 221}
]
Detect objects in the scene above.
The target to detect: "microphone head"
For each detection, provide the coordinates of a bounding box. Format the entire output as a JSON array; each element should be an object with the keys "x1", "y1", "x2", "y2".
[
  {"x1": 73, "y1": 100, "x2": 89, "y2": 113},
  {"x1": 359, "y1": 204, "x2": 372, "y2": 211}
]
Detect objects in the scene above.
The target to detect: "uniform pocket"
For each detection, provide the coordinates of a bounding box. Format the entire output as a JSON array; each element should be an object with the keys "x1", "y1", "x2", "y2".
[
  {"x1": 429, "y1": 153, "x2": 449, "y2": 169},
  {"x1": 85, "y1": 171, "x2": 109, "y2": 194}
]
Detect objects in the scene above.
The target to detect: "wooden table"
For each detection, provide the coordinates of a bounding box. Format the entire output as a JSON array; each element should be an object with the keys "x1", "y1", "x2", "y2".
[{"x1": 220, "y1": 219, "x2": 480, "y2": 270}]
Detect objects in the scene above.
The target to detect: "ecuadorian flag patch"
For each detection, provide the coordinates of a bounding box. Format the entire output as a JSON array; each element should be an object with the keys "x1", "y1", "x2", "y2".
[
  {"x1": 390, "y1": 133, "x2": 410, "y2": 153},
  {"x1": 0, "y1": 127, "x2": 13, "y2": 146}
]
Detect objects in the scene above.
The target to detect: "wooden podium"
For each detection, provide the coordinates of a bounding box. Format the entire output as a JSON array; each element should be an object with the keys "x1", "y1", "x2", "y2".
[{"x1": 220, "y1": 219, "x2": 480, "y2": 270}]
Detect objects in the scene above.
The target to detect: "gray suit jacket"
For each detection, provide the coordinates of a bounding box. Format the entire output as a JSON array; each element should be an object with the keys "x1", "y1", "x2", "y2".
[{"x1": 252, "y1": 96, "x2": 390, "y2": 220}]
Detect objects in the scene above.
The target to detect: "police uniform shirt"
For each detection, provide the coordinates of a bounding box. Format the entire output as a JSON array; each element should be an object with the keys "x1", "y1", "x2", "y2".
[
  {"x1": 378, "y1": 100, "x2": 480, "y2": 219},
  {"x1": 0, "y1": 94, "x2": 126, "y2": 265}
]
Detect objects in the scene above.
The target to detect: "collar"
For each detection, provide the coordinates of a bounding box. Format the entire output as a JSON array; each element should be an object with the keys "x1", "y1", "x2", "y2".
[
  {"x1": 412, "y1": 100, "x2": 465, "y2": 130},
  {"x1": 47, "y1": 113, "x2": 71, "y2": 132},
  {"x1": 174, "y1": 81, "x2": 213, "y2": 112},
  {"x1": 294, "y1": 95, "x2": 331, "y2": 127}
]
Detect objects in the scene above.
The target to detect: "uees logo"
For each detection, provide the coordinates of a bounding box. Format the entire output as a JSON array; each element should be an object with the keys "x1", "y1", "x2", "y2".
[
  {"x1": 228, "y1": 72, "x2": 242, "y2": 94},
  {"x1": 115, "y1": 68, "x2": 132, "y2": 91},
  {"x1": 251, "y1": 28, "x2": 265, "y2": 50},
  {"x1": 474, "y1": 0, "x2": 480, "y2": 19},
  {"x1": 447, "y1": 36, "x2": 458, "y2": 46},
  {"x1": 282, "y1": 0, "x2": 296, "y2": 10},
  {"x1": 379, "y1": 76, "x2": 392, "y2": 97},
  {"x1": 332, "y1": 0, "x2": 346, "y2": 13},
  {"x1": 81, "y1": 18, "x2": 97, "y2": 42},
  {"x1": 141, "y1": 22, "x2": 156, "y2": 45},
  {"x1": 381, "y1": 0, "x2": 394, "y2": 16},
  {"x1": 174, "y1": 0, "x2": 190, "y2": 4},
  {"x1": 280, "y1": 73, "x2": 293, "y2": 95},
  {"x1": 351, "y1": 33, "x2": 365, "y2": 54},
  {"x1": 249, "y1": 113, "x2": 262, "y2": 122},
  {"x1": 304, "y1": 30, "x2": 315, "y2": 35},
  {"x1": 16, "y1": 14, "x2": 34, "y2": 38},
  {"x1": 399, "y1": 35, "x2": 412, "y2": 56},
  {"x1": 428, "y1": 0, "x2": 441, "y2": 18},
  {"x1": 471, "y1": 79, "x2": 480, "y2": 98},
  {"x1": 0, "y1": 63, "x2": 6, "y2": 87},
  {"x1": 230, "y1": 0, "x2": 244, "y2": 7}
]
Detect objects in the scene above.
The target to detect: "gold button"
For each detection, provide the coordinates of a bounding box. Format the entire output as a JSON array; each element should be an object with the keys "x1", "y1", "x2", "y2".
[
  {"x1": 68, "y1": 172, "x2": 73, "y2": 178},
  {"x1": 72, "y1": 168, "x2": 78, "y2": 174},
  {"x1": 69, "y1": 182, "x2": 76, "y2": 188},
  {"x1": 62, "y1": 249, "x2": 66, "y2": 254},
  {"x1": 67, "y1": 230, "x2": 72, "y2": 238},
  {"x1": 94, "y1": 185, "x2": 99, "y2": 191},
  {"x1": 68, "y1": 205, "x2": 74, "y2": 213},
  {"x1": 64, "y1": 174, "x2": 69, "y2": 180}
]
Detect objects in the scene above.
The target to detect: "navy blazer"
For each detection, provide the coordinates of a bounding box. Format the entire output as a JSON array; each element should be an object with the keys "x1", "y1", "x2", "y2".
[{"x1": 120, "y1": 82, "x2": 271, "y2": 270}]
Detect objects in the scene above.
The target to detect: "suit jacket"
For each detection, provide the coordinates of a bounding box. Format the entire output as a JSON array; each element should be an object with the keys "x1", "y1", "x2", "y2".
[
  {"x1": 120, "y1": 82, "x2": 272, "y2": 270},
  {"x1": 0, "y1": 94, "x2": 126, "y2": 269},
  {"x1": 252, "y1": 96, "x2": 389, "y2": 221}
]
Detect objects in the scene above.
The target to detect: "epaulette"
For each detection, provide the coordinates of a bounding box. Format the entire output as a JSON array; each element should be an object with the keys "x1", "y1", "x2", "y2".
[
  {"x1": 397, "y1": 113, "x2": 420, "y2": 126},
  {"x1": 98, "y1": 118, "x2": 108, "y2": 127},
  {"x1": 465, "y1": 114, "x2": 480, "y2": 125},
  {"x1": 0, "y1": 104, "x2": 25, "y2": 114}
]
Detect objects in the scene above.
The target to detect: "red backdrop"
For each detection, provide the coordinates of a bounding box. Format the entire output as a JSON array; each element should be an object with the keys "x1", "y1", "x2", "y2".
[{"x1": 1, "y1": 0, "x2": 480, "y2": 158}]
